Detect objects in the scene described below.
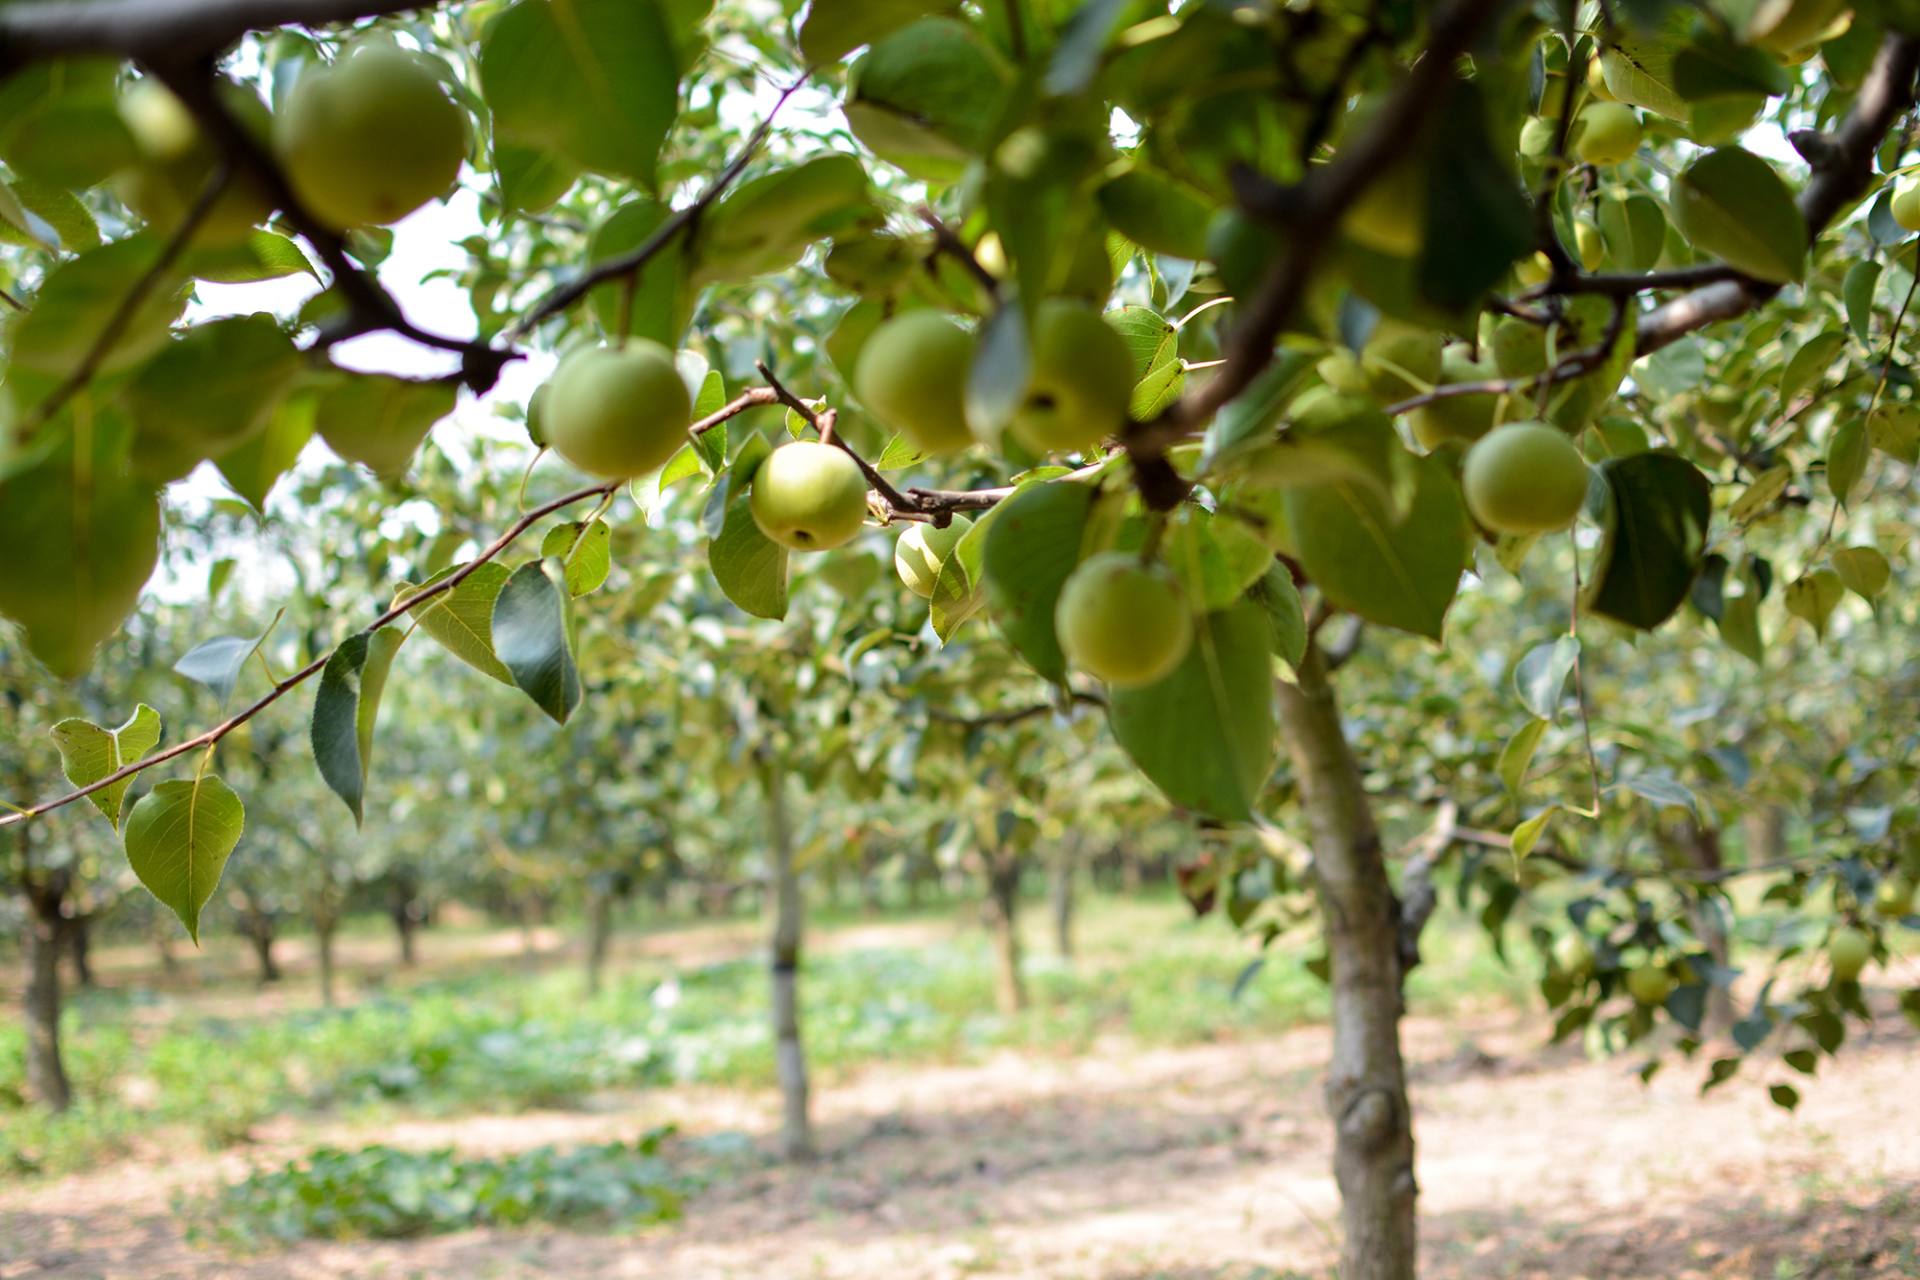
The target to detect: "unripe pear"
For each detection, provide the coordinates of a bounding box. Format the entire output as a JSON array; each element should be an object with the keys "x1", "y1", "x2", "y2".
[
  {"x1": 1625, "y1": 963, "x2": 1675, "y2": 1006},
  {"x1": 1000, "y1": 300, "x2": 1133, "y2": 455},
  {"x1": 1518, "y1": 116, "x2": 1557, "y2": 157},
  {"x1": 1874, "y1": 876, "x2": 1915, "y2": 919},
  {"x1": 541, "y1": 343, "x2": 692, "y2": 479},
  {"x1": 1575, "y1": 103, "x2": 1642, "y2": 167},
  {"x1": 1553, "y1": 932, "x2": 1595, "y2": 979},
  {"x1": 1828, "y1": 926, "x2": 1872, "y2": 981},
  {"x1": 1574, "y1": 219, "x2": 1605, "y2": 271},
  {"x1": 274, "y1": 41, "x2": 469, "y2": 229},
  {"x1": 855, "y1": 311, "x2": 976, "y2": 455},
  {"x1": 1054, "y1": 551, "x2": 1193, "y2": 688},
  {"x1": 750, "y1": 441, "x2": 870, "y2": 551},
  {"x1": 894, "y1": 517, "x2": 972, "y2": 598},
  {"x1": 1411, "y1": 347, "x2": 1508, "y2": 448},
  {"x1": 1362, "y1": 324, "x2": 1444, "y2": 402},
  {"x1": 1892, "y1": 176, "x2": 1920, "y2": 233},
  {"x1": 1462, "y1": 422, "x2": 1590, "y2": 534}
]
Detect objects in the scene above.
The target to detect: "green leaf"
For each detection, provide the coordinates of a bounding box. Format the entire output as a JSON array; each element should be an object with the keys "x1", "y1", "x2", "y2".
[
  {"x1": 982, "y1": 480, "x2": 1097, "y2": 684},
  {"x1": 1671, "y1": 32, "x2": 1792, "y2": 98},
  {"x1": 844, "y1": 18, "x2": 1008, "y2": 182},
  {"x1": 1826, "y1": 417, "x2": 1868, "y2": 505},
  {"x1": 1598, "y1": 193, "x2": 1666, "y2": 273},
  {"x1": 1669, "y1": 147, "x2": 1807, "y2": 285},
  {"x1": 1728, "y1": 463, "x2": 1792, "y2": 525},
  {"x1": 1514, "y1": 635, "x2": 1580, "y2": 721},
  {"x1": 695, "y1": 154, "x2": 879, "y2": 285},
  {"x1": 800, "y1": 0, "x2": 942, "y2": 66},
  {"x1": 1599, "y1": 36, "x2": 1688, "y2": 119},
  {"x1": 9, "y1": 173, "x2": 97, "y2": 251},
  {"x1": 965, "y1": 303, "x2": 1029, "y2": 444},
  {"x1": 1511, "y1": 806, "x2": 1557, "y2": 859},
  {"x1": 1844, "y1": 260, "x2": 1881, "y2": 343},
  {"x1": 930, "y1": 511, "x2": 995, "y2": 642},
  {"x1": 1778, "y1": 331, "x2": 1843, "y2": 405},
  {"x1": 1201, "y1": 348, "x2": 1316, "y2": 469},
  {"x1": 708, "y1": 494, "x2": 789, "y2": 620},
  {"x1": 479, "y1": 0, "x2": 680, "y2": 186},
  {"x1": 492, "y1": 559, "x2": 582, "y2": 724},
  {"x1": 312, "y1": 373, "x2": 457, "y2": 477},
  {"x1": 1097, "y1": 164, "x2": 1214, "y2": 260},
  {"x1": 1868, "y1": 403, "x2": 1920, "y2": 464},
  {"x1": 1784, "y1": 569, "x2": 1845, "y2": 638},
  {"x1": 1417, "y1": 80, "x2": 1531, "y2": 310},
  {"x1": 1768, "y1": 1083, "x2": 1800, "y2": 1112},
  {"x1": 1831, "y1": 545, "x2": 1890, "y2": 598},
  {"x1": 1617, "y1": 770, "x2": 1698, "y2": 814},
  {"x1": 310, "y1": 628, "x2": 405, "y2": 826},
  {"x1": 0, "y1": 174, "x2": 58, "y2": 249},
  {"x1": 1109, "y1": 603, "x2": 1277, "y2": 822},
  {"x1": 1718, "y1": 590, "x2": 1764, "y2": 664},
  {"x1": 1498, "y1": 717, "x2": 1548, "y2": 798},
  {"x1": 1281, "y1": 451, "x2": 1467, "y2": 640},
  {"x1": 1245, "y1": 562, "x2": 1306, "y2": 667},
  {"x1": 123, "y1": 774, "x2": 245, "y2": 943},
  {"x1": 8, "y1": 235, "x2": 187, "y2": 380},
  {"x1": 540, "y1": 519, "x2": 613, "y2": 597},
  {"x1": 1584, "y1": 452, "x2": 1712, "y2": 631},
  {"x1": 124, "y1": 316, "x2": 301, "y2": 474},
  {"x1": 182, "y1": 231, "x2": 317, "y2": 284},
  {"x1": 48, "y1": 705, "x2": 161, "y2": 830},
  {"x1": 214, "y1": 389, "x2": 315, "y2": 514},
  {"x1": 398, "y1": 562, "x2": 516, "y2": 686},
  {"x1": 173, "y1": 617, "x2": 278, "y2": 709}
]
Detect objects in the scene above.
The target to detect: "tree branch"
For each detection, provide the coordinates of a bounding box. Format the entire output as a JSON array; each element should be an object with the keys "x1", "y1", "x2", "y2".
[
  {"x1": 926, "y1": 689, "x2": 1106, "y2": 729},
  {"x1": 1396, "y1": 798, "x2": 1458, "y2": 973},
  {"x1": 0, "y1": 0, "x2": 441, "y2": 67},
  {"x1": 509, "y1": 77, "x2": 807, "y2": 339},
  {"x1": 1638, "y1": 31, "x2": 1920, "y2": 357},
  {"x1": 0, "y1": 479, "x2": 618, "y2": 830},
  {"x1": 755, "y1": 360, "x2": 924, "y2": 518}
]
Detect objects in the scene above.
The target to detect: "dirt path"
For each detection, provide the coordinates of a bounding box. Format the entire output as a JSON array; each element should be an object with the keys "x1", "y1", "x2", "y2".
[{"x1": 5, "y1": 1006, "x2": 1916, "y2": 1279}]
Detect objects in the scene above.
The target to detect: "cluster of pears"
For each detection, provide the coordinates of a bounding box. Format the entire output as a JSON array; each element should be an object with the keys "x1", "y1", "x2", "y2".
[{"x1": 113, "y1": 41, "x2": 467, "y2": 241}]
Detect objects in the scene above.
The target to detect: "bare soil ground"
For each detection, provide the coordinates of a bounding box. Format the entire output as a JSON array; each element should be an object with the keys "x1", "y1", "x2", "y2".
[{"x1": 4, "y1": 1000, "x2": 1917, "y2": 1280}]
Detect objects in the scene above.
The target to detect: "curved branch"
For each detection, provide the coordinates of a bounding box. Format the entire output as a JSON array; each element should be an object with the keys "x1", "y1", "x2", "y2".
[
  {"x1": 0, "y1": 0, "x2": 442, "y2": 67},
  {"x1": 0, "y1": 479, "x2": 618, "y2": 830}
]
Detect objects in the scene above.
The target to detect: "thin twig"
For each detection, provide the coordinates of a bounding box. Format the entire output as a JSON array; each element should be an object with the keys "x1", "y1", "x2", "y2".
[
  {"x1": 510, "y1": 76, "x2": 807, "y2": 339},
  {"x1": 927, "y1": 689, "x2": 1106, "y2": 729},
  {"x1": 0, "y1": 480, "x2": 617, "y2": 829},
  {"x1": 755, "y1": 360, "x2": 921, "y2": 515},
  {"x1": 917, "y1": 206, "x2": 1000, "y2": 299},
  {"x1": 689, "y1": 387, "x2": 779, "y2": 438}
]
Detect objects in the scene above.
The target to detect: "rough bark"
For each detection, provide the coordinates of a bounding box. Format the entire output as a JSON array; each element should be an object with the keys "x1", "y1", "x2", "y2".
[
  {"x1": 1276, "y1": 645, "x2": 1416, "y2": 1280},
  {"x1": 760, "y1": 759, "x2": 813, "y2": 1162},
  {"x1": 584, "y1": 887, "x2": 614, "y2": 996},
  {"x1": 24, "y1": 888, "x2": 73, "y2": 1112},
  {"x1": 983, "y1": 852, "x2": 1027, "y2": 1014}
]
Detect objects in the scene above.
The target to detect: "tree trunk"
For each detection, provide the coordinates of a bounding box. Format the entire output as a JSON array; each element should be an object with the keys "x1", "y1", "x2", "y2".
[
  {"x1": 1049, "y1": 844, "x2": 1076, "y2": 962},
  {"x1": 1668, "y1": 822, "x2": 1737, "y2": 1034},
  {"x1": 391, "y1": 896, "x2": 419, "y2": 968},
  {"x1": 244, "y1": 911, "x2": 281, "y2": 984},
  {"x1": 315, "y1": 919, "x2": 339, "y2": 1008},
  {"x1": 1276, "y1": 645, "x2": 1416, "y2": 1280},
  {"x1": 760, "y1": 759, "x2": 813, "y2": 1162},
  {"x1": 154, "y1": 915, "x2": 180, "y2": 975},
  {"x1": 24, "y1": 889, "x2": 73, "y2": 1112},
  {"x1": 984, "y1": 853, "x2": 1027, "y2": 1014},
  {"x1": 66, "y1": 912, "x2": 94, "y2": 988},
  {"x1": 584, "y1": 887, "x2": 614, "y2": 996}
]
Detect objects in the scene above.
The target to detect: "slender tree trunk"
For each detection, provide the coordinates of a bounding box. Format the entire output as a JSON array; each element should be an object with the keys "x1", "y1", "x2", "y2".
[
  {"x1": 246, "y1": 915, "x2": 281, "y2": 983},
  {"x1": 24, "y1": 889, "x2": 73, "y2": 1112},
  {"x1": 154, "y1": 915, "x2": 180, "y2": 975},
  {"x1": 1276, "y1": 646, "x2": 1416, "y2": 1280},
  {"x1": 314, "y1": 918, "x2": 339, "y2": 1007},
  {"x1": 66, "y1": 912, "x2": 95, "y2": 988},
  {"x1": 1049, "y1": 844, "x2": 1077, "y2": 962},
  {"x1": 584, "y1": 887, "x2": 614, "y2": 996},
  {"x1": 390, "y1": 894, "x2": 419, "y2": 968},
  {"x1": 760, "y1": 759, "x2": 813, "y2": 1161},
  {"x1": 1668, "y1": 822, "x2": 1736, "y2": 1034},
  {"x1": 984, "y1": 852, "x2": 1027, "y2": 1014}
]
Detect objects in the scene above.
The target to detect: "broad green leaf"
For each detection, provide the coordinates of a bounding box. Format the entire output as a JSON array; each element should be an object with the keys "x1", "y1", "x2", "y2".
[
  {"x1": 800, "y1": 0, "x2": 941, "y2": 63},
  {"x1": 965, "y1": 303, "x2": 1029, "y2": 444},
  {"x1": 1868, "y1": 403, "x2": 1920, "y2": 464},
  {"x1": 173, "y1": 616, "x2": 279, "y2": 709},
  {"x1": 1245, "y1": 562, "x2": 1306, "y2": 667},
  {"x1": 1669, "y1": 147, "x2": 1807, "y2": 284},
  {"x1": 1166, "y1": 509, "x2": 1270, "y2": 611},
  {"x1": 1718, "y1": 591, "x2": 1764, "y2": 663},
  {"x1": 1280, "y1": 450, "x2": 1467, "y2": 641},
  {"x1": 1598, "y1": 193, "x2": 1666, "y2": 273},
  {"x1": 1769, "y1": 1083, "x2": 1800, "y2": 1112},
  {"x1": 399, "y1": 561, "x2": 516, "y2": 685},
  {"x1": 182, "y1": 231, "x2": 317, "y2": 284},
  {"x1": 494, "y1": 139, "x2": 578, "y2": 216},
  {"x1": 1671, "y1": 32, "x2": 1792, "y2": 98},
  {"x1": 1584, "y1": 452, "x2": 1712, "y2": 631},
  {"x1": 492, "y1": 559, "x2": 582, "y2": 724},
  {"x1": 1779, "y1": 331, "x2": 1843, "y2": 404},
  {"x1": 709, "y1": 494, "x2": 789, "y2": 620},
  {"x1": 1844, "y1": 260, "x2": 1881, "y2": 342},
  {"x1": 1826, "y1": 417, "x2": 1868, "y2": 504},
  {"x1": 540, "y1": 519, "x2": 613, "y2": 597},
  {"x1": 930, "y1": 511, "x2": 996, "y2": 642},
  {"x1": 0, "y1": 59, "x2": 136, "y2": 189},
  {"x1": 215, "y1": 388, "x2": 316, "y2": 514},
  {"x1": 311, "y1": 627, "x2": 405, "y2": 826},
  {"x1": 8, "y1": 235, "x2": 187, "y2": 380},
  {"x1": 1617, "y1": 770, "x2": 1698, "y2": 814},
  {"x1": 1097, "y1": 164, "x2": 1213, "y2": 260},
  {"x1": 1831, "y1": 545, "x2": 1890, "y2": 598},
  {"x1": 1109, "y1": 603, "x2": 1276, "y2": 822},
  {"x1": 312, "y1": 373, "x2": 457, "y2": 477},
  {"x1": 48, "y1": 704, "x2": 161, "y2": 829},
  {"x1": 9, "y1": 173, "x2": 97, "y2": 251},
  {"x1": 123, "y1": 774, "x2": 245, "y2": 943},
  {"x1": 1514, "y1": 636, "x2": 1580, "y2": 721},
  {"x1": 1511, "y1": 805, "x2": 1557, "y2": 859},
  {"x1": 981, "y1": 480, "x2": 1097, "y2": 684},
  {"x1": 0, "y1": 174, "x2": 58, "y2": 249},
  {"x1": 1728, "y1": 463, "x2": 1791, "y2": 525},
  {"x1": 124, "y1": 315, "x2": 301, "y2": 479},
  {"x1": 479, "y1": 0, "x2": 679, "y2": 186},
  {"x1": 1498, "y1": 717, "x2": 1548, "y2": 797},
  {"x1": 845, "y1": 18, "x2": 1008, "y2": 182},
  {"x1": 584, "y1": 199, "x2": 688, "y2": 349},
  {"x1": 1599, "y1": 36, "x2": 1688, "y2": 118},
  {"x1": 1418, "y1": 80, "x2": 1531, "y2": 310},
  {"x1": 1201, "y1": 348, "x2": 1317, "y2": 469},
  {"x1": 1784, "y1": 568, "x2": 1844, "y2": 638},
  {"x1": 695, "y1": 155, "x2": 880, "y2": 285}
]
